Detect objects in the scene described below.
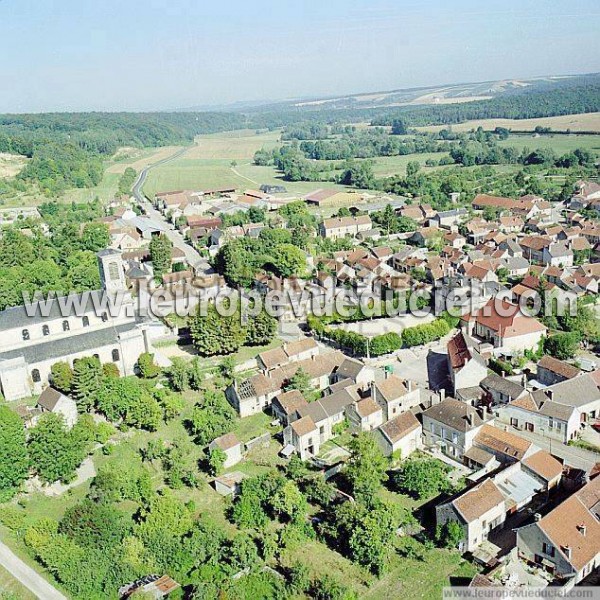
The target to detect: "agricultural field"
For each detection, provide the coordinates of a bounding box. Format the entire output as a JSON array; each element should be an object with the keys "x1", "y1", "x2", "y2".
[
  {"x1": 417, "y1": 111, "x2": 600, "y2": 133},
  {"x1": 497, "y1": 132, "x2": 600, "y2": 155}
]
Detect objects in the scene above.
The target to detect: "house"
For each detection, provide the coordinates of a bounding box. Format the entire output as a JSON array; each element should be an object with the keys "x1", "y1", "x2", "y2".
[
  {"x1": 472, "y1": 424, "x2": 534, "y2": 466},
  {"x1": 520, "y1": 236, "x2": 552, "y2": 264},
  {"x1": 517, "y1": 475, "x2": 600, "y2": 587},
  {"x1": 409, "y1": 226, "x2": 442, "y2": 247},
  {"x1": 333, "y1": 357, "x2": 375, "y2": 388},
  {"x1": 226, "y1": 350, "x2": 345, "y2": 417},
  {"x1": 543, "y1": 242, "x2": 574, "y2": 267},
  {"x1": 271, "y1": 390, "x2": 308, "y2": 426},
  {"x1": 422, "y1": 398, "x2": 487, "y2": 460},
  {"x1": 537, "y1": 355, "x2": 581, "y2": 387},
  {"x1": 480, "y1": 373, "x2": 527, "y2": 405},
  {"x1": 461, "y1": 297, "x2": 547, "y2": 352},
  {"x1": 374, "y1": 411, "x2": 422, "y2": 458},
  {"x1": 346, "y1": 397, "x2": 383, "y2": 431},
  {"x1": 429, "y1": 208, "x2": 468, "y2": 229},
  {"x1": 499, "y1": 215, "x2": 525, "y2": 233},
  {"x1": 208, "y1": 433, "x2": 243, "y2": 469},
  {"x1": 319, "y1": 215, "x2": 372, "y2": 239},
  {"x1": 446, "y1": 332, "x2": 488, "y2": 397},
  {"x1": 119, "y1": 574, "x2": 180, "y2": 599},
  {"x1": 257, "y1": 338, "x2": 319, "y2": 372},
  {"x1": 472, "y1": 194, "x2": 517, "y2": 212},
  {"x1": 213, "y1": 471, "x2": 246, "y2": 497},
  {"x1": 283, "y1": 416, "x2": 320, "y2": 460},
  {"x1": 436, "y1": 478, "x2": 506, "y2": 553},
  {"x1": 37, "y1": 387, "x2": 78, "y2": 429},
  {"x1": 371, "y1": 375, "x2": 421, "y2": 421}
]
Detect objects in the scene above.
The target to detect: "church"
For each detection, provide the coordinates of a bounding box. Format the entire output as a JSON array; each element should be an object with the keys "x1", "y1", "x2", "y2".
[{"x1": 0, "y1": 249, "x2": 156, "y2": 401}]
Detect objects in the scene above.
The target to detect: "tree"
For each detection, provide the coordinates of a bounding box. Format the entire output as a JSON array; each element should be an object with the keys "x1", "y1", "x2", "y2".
[
  {"x1": 207, "y1": 447, "x2": 226, "y2": 476},
  {"x1": 544, "y1": 332, "x2": 580, "y2": 360},
  {"x1": 138, "y1": 353, "x2": 161, "y2": 379},
  {"x1": 28, "y1": 413, "x2": 86, "y2": 484},
  {"x1": 345, "y1": 433, "x2": 388, "y2": 503},
  {"x1": 80, "y1": 223, "x2": 110, "y2": 252},
  {"x1": 102, "y1": 363, "x2": 120, "y2": 379},
  {"x1": 391, "y1": 119, "x2": 408, "y2": 135},
  {"x1": 187, "y1": 390, "x2": 236, "y2": 446},
  {"x1": 284, "y1": 367, "x2": 312, "y2": 395},
  {"x1": 271, "y1": 480, "x2": 307, "y2": 522},
  {"x1": 189, "y1": 304, "x2": 247, "y2": 357},
  {"x1": 393, "y1": 457, "x2": 451, "y2": 499},
  {"x1": 0, "y1": 406, "x2": 29, "y2": 500},
  {"x1": 272, "y1": 243, "x2": 307, "y2": 278},
  {"x1": 246, "y1": 310, "x2": 277, "y2": 346},
  {"x1": 50, "y1": 362, "x2": 74, "y2": 394},
  {"x1": 149, "y1": 234, "x2": 173, "y2": 283},
  {"x1": 165, "y1": 357, "x2": 190, "y2": 392},
  {"x1": 437, "y1": 520, "x2": 464, "y2": 549},
  {"x1": 72, "y1": 356, "x2": 103, "y2": 412}
]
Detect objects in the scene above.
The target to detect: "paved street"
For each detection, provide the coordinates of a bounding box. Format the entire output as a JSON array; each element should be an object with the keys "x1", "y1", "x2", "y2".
[
  {"x1": 132, "y1": 149, "x2": 208, "y2": 271},
  {"x1": 0, "y1": 540, "x2": 66, "y2": 599}
]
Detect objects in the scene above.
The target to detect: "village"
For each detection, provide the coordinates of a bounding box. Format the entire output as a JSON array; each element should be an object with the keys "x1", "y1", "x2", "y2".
[{"x1": 0, "y1": 174, "x2": 599, "y2": 598}]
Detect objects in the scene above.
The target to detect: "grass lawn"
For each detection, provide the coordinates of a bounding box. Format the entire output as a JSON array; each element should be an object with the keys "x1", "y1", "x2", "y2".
[
  {"x1": 0, "y1": 564, "x2": 36, "y2": 600},
  {"x1": 497, "y1": 133, "x2": 600, "y2": 155}
]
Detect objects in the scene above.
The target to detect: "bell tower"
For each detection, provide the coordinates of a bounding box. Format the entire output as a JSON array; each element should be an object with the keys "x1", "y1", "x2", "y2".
[{"x1": 97, "y1": 249, "x2": 126, "y2": 292}]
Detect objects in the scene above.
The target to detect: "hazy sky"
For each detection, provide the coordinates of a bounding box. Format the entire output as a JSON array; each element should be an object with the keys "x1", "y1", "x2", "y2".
[{"x1": 0, "y1": 0, "x2": 598, "y2": 112}]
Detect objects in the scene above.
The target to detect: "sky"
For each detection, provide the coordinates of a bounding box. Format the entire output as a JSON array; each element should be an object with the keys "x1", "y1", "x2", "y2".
[{"x1": 0, "y1": 0, "x2": 598, "y2": 113}]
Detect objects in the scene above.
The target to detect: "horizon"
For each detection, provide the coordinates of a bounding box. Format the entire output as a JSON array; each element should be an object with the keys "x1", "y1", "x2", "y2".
[{"x1": 1, "y1": 0, "x2": 599, "y2": 113}]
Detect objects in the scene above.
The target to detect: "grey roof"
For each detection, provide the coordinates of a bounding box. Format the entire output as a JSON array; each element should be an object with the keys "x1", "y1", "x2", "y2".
[
  {"x1": 531, "y1": 374, "x2": 600, "y2": 409},
  {"x1": 335, "y1": 357, "x2": 367, "y2": 381},
  {"x1": 436, "y1": 208, "x2": 468, "y2": 219},
  {"x1": 0, "y1": 290, "x2": 109, "y2": 330},
  {"x1": 537, "y1": 400, "x2": 577, "y2": 422},
  {"x1": 502, "y1": 256, "x2": 530, "y2": 270},
  {"x1": 298, "y1": 387, "x2": 359, "y2": 423},
  {"x1": 97, "y1": 248, "x2": 121, "y2": 257},
  {"x1": 422, "y1": 398, "x2": 484, "y2": 432},
  {"x1": 116, "y1": 216, "x2": 167, "y2": 234},
  {"x1": 0, "y1": 322, "x2": 139, "y2": 365},
  {"x1": 481, "y1": 373, "x2": 526, "y2": 399}
]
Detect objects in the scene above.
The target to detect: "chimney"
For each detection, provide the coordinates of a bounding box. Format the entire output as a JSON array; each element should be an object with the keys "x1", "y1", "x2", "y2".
[
  {"x1": 534, "y1": 513, "x2": 542, "y2": 522},
  {"x1": 522, "y1": 374, "x2": 527, "y2": 388},
  {"x1": 578, "y1": 524, "x2": 587, "y2": 536},
  {"x1": 408, "y1": 380, "x2": 413, "y2": 392},
  {"x1": 547, "y1": 389, "x2": 554, "y2": 401},
  {"x1": 439, "y1": 389, "x2": 446, "y2": 402},
  {"x1": 501, "y1": 370, "x2": 506, "y2": 378},
  {"x1": 467, "y1": 412, "x2": 474, "y2": 426}
]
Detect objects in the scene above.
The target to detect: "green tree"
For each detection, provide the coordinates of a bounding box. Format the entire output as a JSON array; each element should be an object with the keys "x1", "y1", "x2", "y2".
[
  {"x1": 0, "y1": 406, "x2": 29, "y2": 500},
  {"x1": 80, "y1": 223, "x2": 110, "y2": 252},
  {"x1": 246, "y1": 310, "x2": 277, "y2": 346},
  {"x1": 165, "y1": 357, "x2": 190, "y2": 392},
  {"x1": 272, "y1": 243, "x2": 307, "y2": 278},
  {"x1": 28, "y1": 413, "x2": 86, "y2": 484},
  {"x1": 284, "y1": 367, "x2": 312, "y2": 395},
  {"x1": 137, "y1": 353, "x2": 161, "y2": 379},
  {"x1": 149, "y1": 234, "x2": 173, "y2": 283},
  {"x1": 271, "y1": 480, "x2": 307, "y2": 522},
  {"x1": 437, "y1": 520, "x2": 464, "y2": 549},
  {"x1": 50, "y1": 361, "x2": 74, "y2": 394},
  {"x1": 544, "y1": 332, "x2": 580, "y2": 360},
  {"x1": 189, "y1": 303, "x2": 247, "y2": 357},
  {"x1": 345, "y1": 433, "x2": 388, "y2": 503},
  {"x1": 72, "y1": 356, "x2": 103, "y2": 412},
  {"x1": 207, "y1": 447, "x2": 226, "y2": 476},
  {"x1": 393, "y1": 457, "x2": 451, "y2": 499}
]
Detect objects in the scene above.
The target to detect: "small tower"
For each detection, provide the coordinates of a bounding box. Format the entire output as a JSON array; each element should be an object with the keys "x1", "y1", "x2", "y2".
[{"x1": 97, "y1": 249, "x2": 126, "y2": 292}]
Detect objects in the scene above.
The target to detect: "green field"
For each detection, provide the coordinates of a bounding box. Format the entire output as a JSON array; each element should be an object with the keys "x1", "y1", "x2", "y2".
[{"x1": 498, "y1": 133, "x2": 600, "y2": 155}]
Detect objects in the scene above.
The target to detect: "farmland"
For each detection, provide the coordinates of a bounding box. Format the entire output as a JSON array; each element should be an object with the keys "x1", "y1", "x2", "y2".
[{"x1": 417, "y1": 111, "x2": 600, "y2": 133}]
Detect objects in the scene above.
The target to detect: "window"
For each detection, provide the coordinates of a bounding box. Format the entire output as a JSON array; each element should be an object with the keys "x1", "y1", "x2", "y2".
[
  {"x1": 543, "y1": 543, "x2": 555, "y2": 557},
  {"x1": 42, "y1": 325, "x2": 50, "y2": 336},
  {"x1": 22, "y1": 329, "x2": 29, "y2": 341},
  {"x1": 62, "y1": 320, "x2": 70, "y2": 332},
  {"x1": 101, "y1": 312, "x2": 108, "y2": 322},
  {"x1": 31, "y1": 369, "x2": 41, "y2": 383},
  {"x1": 108, "y1": 261, "x2": 120, "y2": 281},
  {"x1": 82, "y1": 316, "x2": 90, "y2": 327},
  {"x1": 452, "y1": 432, "x2": 458, "y2": 444},
  {"x1": 112, "y1": 349, "x2": 120, "y2": 362},
  {"x1": 430, "y1": 423, "x2": 436, "y2": 434}
]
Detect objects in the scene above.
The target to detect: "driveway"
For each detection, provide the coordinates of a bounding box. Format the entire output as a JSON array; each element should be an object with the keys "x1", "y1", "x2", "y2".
[{"x1": 0, "y1": 541, "x2": 66, "y2": 599}]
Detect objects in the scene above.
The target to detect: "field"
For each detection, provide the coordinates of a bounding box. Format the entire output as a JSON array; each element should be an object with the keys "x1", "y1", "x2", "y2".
[
  {"x1": 497, "y1": 133, "x2": 600, "y2": 155},
  {"x1": 143, "y1": 129, "x2": 354, "y2": 197},
  {"x1": 417, "y1": 112, "x2": 600, "y2": 133}
]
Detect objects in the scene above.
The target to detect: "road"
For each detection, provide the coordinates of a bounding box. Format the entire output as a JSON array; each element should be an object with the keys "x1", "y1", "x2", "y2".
[
  {"x1": 0, "y1": 540, "x2": 66, "y2": 599},
  {"x1": 132, "y1": 147, "x2": 208, "y2": 270},
  {"x1": 505, "y1": 427, "x2": 599, "y2": 472}
]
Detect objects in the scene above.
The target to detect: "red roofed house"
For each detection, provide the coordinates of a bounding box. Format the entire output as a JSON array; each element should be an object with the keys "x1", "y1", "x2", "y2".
[{"x1": 461, "y1": 298, "x2": 547, "y2": 352}]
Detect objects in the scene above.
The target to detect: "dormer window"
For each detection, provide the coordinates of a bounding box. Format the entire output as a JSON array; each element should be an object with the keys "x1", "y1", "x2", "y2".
[
  {"x1": 62, "y1": 320, "x2": 70, "y2": 332},
  {"x1": 22, "y1": 329, "x2": 30, "y2": 341},
  {"x1": 82, "y1": 316, "x2": 90, "y2": 327},
  {"x1": 42, "y1": 325, "x2": 50, "y2": 336}
]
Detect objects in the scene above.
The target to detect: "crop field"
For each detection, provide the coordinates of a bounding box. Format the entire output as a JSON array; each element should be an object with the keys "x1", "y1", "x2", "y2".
[
  {"x1": 497, "y1": 133, "x2": 600, "y2": 155},
  {"x1": 417, "y1": 112, "x2": 600, "y2": 133}
]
